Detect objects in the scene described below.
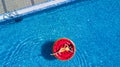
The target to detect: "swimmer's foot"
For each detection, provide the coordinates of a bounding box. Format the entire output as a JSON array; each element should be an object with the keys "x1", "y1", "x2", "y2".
[{"x1": 50, "y1": 52, "x2": 59, "y2": 55}]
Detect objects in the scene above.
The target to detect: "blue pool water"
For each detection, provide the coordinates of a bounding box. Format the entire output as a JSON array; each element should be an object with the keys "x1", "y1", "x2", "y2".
[{"x1": 0, "y1": 0, "x2": 120, "y2": 67}]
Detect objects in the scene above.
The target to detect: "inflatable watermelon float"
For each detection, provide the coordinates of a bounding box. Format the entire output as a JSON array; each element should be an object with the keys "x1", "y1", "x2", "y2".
[{"x1": 51, "y1": 38, "x2": 76, "y2": 61}]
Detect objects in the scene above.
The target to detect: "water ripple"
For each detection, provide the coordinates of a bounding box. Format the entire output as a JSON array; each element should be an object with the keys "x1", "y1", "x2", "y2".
[
  {"x1": 2, "y1": 35, "x2": 43, "y2": 67},
  {"x1": 71, "y1": 48, "x2": 91, "y2": 67},
  {"x1": 1, "y1": 35, "x2": 91, "y2": 67}
]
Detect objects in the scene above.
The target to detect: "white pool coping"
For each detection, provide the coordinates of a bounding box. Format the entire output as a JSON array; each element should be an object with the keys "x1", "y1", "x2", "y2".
[{"x1": 0, "y1": 0, "x2": 75, "y2": 22}]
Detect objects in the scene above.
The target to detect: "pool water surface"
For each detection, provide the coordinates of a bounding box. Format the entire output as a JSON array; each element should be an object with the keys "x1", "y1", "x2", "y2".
[{"x1": 0, "y1": 0, "x2": 120, "y2": 67}]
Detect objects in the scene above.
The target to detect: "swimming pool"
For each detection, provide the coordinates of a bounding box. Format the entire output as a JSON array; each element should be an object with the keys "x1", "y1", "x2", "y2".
[{"x1": 0, "y1": 0, "x2": 120, "y2": 67}]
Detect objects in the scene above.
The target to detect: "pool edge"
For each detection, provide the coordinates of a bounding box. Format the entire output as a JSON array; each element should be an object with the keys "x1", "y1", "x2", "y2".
[{"x1": 0, "y1": 0, "x2": 75, "y2": 23}]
